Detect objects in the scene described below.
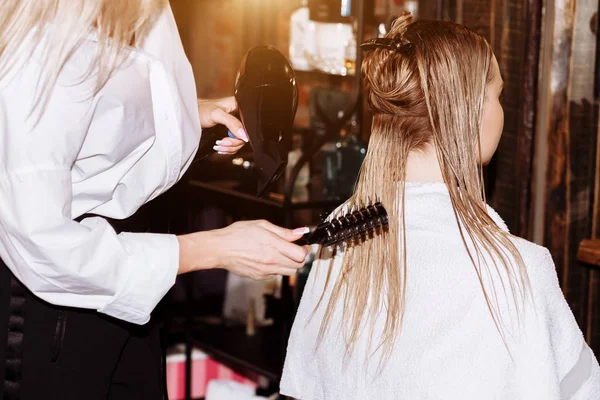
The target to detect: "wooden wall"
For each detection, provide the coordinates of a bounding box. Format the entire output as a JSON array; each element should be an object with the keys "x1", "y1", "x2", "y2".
[
  {"x1": 527, "y1": 0, "x2": 599, "y2": 349},
  {"x1": 170, "y1": 0, "x2": 239, "y2": 98}
]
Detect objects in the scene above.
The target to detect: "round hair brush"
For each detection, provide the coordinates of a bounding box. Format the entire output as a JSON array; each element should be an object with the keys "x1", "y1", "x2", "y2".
[{"x1": 294, "y1": 202, "x2": 389, "y2": 246}]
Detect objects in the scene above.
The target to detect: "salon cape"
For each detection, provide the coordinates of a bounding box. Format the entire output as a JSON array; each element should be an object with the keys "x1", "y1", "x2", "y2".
[
  {"x1": 281, "y1": 182, "x2": 600, "y2": 399},
  {"x1": 0, "y1": 5, "x2": 199, "y2": 325}
]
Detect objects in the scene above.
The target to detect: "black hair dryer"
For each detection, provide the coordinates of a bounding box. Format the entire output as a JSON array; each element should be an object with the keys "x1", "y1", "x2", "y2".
[
  {"x1": 196, "y1": 46, "x2": 299, "y2": 197},
  {"x1": 235, "y1": 46, "x2": 299, "y2": 197}
]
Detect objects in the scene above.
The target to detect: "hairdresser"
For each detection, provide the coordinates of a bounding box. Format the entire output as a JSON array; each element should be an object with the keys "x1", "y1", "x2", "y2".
[{"x1": 0, "y1": 1, "x2": 309, "y2": 399}]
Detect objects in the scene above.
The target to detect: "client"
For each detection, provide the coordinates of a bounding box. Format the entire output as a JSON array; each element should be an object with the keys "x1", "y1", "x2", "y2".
[{"x1": 281, "y1": 12, "x2": 600, "y2": 400}]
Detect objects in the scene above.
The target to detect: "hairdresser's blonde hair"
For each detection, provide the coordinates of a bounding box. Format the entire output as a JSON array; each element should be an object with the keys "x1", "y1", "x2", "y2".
[
  {"x1": 316, "y1": 13, "x2": 530, "y2": 365},
  {"x1": 0, "y1": 0, "x2": 167, "y2": 114}
]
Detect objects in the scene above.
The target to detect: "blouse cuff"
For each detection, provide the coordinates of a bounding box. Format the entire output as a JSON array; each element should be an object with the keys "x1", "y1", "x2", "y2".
[{"x1": 97, "y1": 232, "x2": 179, "y2": 324}]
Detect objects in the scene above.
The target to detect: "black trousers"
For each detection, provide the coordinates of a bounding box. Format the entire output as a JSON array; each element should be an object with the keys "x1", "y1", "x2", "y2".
[
  {"x1": 0, "y1": 206, "x2": 164, "y2": 400},
  {"x1": 0, "y1": 264, "x2": 163, "y2": 400}
]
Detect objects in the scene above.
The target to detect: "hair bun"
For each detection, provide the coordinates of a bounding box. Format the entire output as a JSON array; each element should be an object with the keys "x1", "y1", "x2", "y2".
[{"x1": 389, "y1": 11, "x2": 414, "y2": 38}]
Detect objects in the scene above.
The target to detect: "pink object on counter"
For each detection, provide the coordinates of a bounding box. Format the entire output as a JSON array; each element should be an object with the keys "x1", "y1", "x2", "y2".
[{"x1": 166, "y1": 347, "x2": 258, "y2": 399}]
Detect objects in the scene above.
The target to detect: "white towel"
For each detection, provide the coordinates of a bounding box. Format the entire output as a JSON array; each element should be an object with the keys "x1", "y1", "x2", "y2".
[
  {"x1": 206, "y1": 380, "x2": 267, "y2": 400},
  {"x1": 281, "y1": 182, "x2": 600, "y2": 399}
]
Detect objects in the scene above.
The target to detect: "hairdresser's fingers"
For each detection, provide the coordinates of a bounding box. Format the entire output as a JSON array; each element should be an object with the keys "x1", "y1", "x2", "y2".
[
  {"x1": 213, "y1": 144, "x2": 245, "y2": 155},
  {"x1": 259, "y1": 227, "x2": 309, "y2": 264},
  {"x1": 217, "y1": 220, "x2": 307, "y2": 276},
  {"x1": 276, "y1": 267, "x2": 302, "y2": 277},
  {"x1": 197, "y1": 98, "x2": 248, "y2": 141},
  {"x1": 214, "y1": 96, "x2": 238, "y2": 114},
  {"x1": 215, "y1": 137, "x2": 245, "y2": 147},
  {"x1": 210, "y1": 108, "x2": 248, "y2": 142},
  {"x1": 259, "y1": 220, "x2": 310, "y2": 242},
  {"x1": 266, "y1": 250, "x2": 306, "y2": 271}
]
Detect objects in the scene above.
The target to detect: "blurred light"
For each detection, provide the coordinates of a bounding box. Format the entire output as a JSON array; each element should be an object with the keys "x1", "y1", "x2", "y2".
[
  {"x1": 378, "y1": 23, "x2": 387, "y2": 37},
  {"x1": 341, "y1": 0, "x2": 352, "y2": 17}
]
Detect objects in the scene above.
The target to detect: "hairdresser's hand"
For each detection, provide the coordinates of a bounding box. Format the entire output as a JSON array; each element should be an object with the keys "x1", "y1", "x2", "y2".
[
  {"x1": 197, "y1": 97, "x2": 247, "y2": 155},
  {"x1": 177, "y1": 220, "x2": 310, "y2": 280}
]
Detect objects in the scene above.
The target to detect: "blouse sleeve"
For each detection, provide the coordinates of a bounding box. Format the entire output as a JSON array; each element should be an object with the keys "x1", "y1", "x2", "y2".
[{"x1": 0, "y1": 28, "x2": 183, "y2": 326}]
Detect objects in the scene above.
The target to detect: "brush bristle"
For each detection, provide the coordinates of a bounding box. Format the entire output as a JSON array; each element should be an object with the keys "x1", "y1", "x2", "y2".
[{"x1": 323, "y1": 202, "x2": 388, "y2": 246}]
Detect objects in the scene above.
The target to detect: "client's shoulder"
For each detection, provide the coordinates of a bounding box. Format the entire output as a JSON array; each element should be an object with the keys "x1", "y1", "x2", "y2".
[
  {"x1": 486, "y1": 204, "x2": 555, "y2": 280},
  {"x1": 511, "y1": 235, "x2": 551, "y2": 262},
  {"x1": 509, "y1": 235, "x2": 559, "y2": 298}
]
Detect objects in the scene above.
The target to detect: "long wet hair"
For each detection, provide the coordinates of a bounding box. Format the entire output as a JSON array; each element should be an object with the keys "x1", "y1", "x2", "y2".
[
  {"x1": 0, "y1": 0, "x2": 167, "y2": 116},
  {"x1": 315, "y1": 12, "x2": 530, "y2": 365}
]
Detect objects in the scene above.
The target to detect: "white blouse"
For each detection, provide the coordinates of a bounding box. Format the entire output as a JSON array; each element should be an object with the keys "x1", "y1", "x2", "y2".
[
  {"x1": 0, "y1": 5, "x2": 200, "y2": 325},
  {"x1": 281, "y1": 182, "x2": 600, "y2": 399}
]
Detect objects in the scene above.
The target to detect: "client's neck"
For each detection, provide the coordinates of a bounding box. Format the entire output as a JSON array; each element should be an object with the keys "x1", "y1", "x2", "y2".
[{"x1": 405, "y1": 147, "x2": 444, "y2": 182}]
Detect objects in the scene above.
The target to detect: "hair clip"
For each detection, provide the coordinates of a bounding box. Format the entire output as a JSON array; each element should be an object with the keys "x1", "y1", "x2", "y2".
[{"x1": 360, "y1": 37, "x2": 415, "y2": 56}]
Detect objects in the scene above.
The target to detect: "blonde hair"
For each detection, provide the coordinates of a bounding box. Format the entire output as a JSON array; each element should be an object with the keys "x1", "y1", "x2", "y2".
[
  {"x1": 0, "y1": 0, "x2": 167, "y2": 115},
  {"x1": 316, "y1": 13, "x2": 531, "y2": 365}
]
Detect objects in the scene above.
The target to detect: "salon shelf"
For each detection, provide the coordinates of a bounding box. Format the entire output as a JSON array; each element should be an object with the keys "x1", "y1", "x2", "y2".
[
  {"x1": 188, "y1": 323, "x2": 285, "y2": 383},
  {"x1": 187, "y1": 179, "x2": 343, "y2": 211}
]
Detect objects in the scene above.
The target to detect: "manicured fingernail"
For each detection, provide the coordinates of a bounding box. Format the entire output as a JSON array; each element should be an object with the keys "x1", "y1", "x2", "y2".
[
  {"x1": 237, "y1": 128, "x2": 249, "y2": 143},
  {"x1": 215, "y1": 140, "x2": 226, "y2": 146},
  {"x1": 293, "y1": 227, "x2": 310, "y2": 235},
  {"x1": 218, "y1": 151, "x2": 228, "y2": 155}
]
